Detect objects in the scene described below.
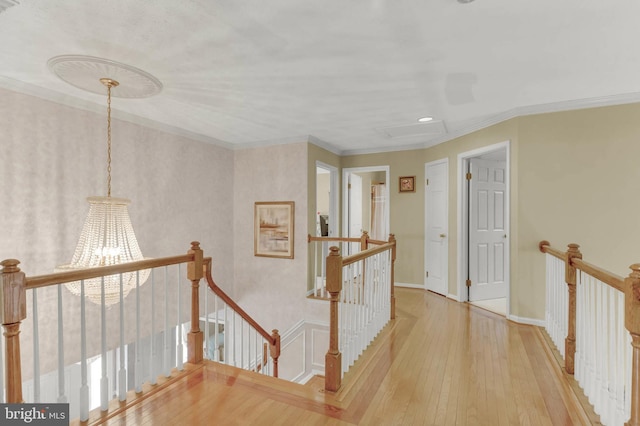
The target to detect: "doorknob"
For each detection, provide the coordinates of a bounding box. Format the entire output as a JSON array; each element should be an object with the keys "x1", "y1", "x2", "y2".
[
  {"x1": 503, "y1": 234, "x2": 507, "y2": 239},
  {"x1": 440, "y1": 233, "x2": 446, "y2": 238}
]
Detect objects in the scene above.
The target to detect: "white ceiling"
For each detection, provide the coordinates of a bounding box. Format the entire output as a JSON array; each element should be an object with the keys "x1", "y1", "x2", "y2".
[{"x1": 1, "y1": 0, "x2": 640, "y2": 155}]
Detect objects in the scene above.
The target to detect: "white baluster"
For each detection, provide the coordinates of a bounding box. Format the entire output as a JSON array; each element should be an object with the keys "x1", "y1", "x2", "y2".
[
  {"x1": 111, "y1": 349, "x2": 117, "y2": 399},
  {"x1": 575, "y1": 272, "x2": 584, "y2": 383},
  {"x1": 224, "y1": 304, "x2": 228, "y2": 366},
  {"x1": 55, "y1": 286, "x2": 66, "y2": 403},
  {"x1": 150, "y1": 268, "x2": 156, "y2": 385},
  {"x1": 232, "y1": 312, "x2": 237, "y2": 367},
  {"x1": 254, "y1": 328, "x2": 259, "y2": 372},
  {"x1": 213, "y1": 294, "x2": 219, "y2": 362},
  {"x1": 164, "y1": 267, "x2": 171, "y2": 377},
  {"x1": 587, "y1": 275, "x2": 596, "y2": 405},
  {"x1": 79, "y1": 280, "x2": 89, "y2": 421},
  {"x1": 241, "y1": 319, "x2": 245, "y2": 369},
  {"x1": 204, "y1": 284, "x2": 209, "y2": 360},
  {"x1": 135, "y1": 271, "x2": 142, "y2": 393},
  {"x1": 625, "y1": 316, "x2": 632, "y2": 422},
  {"x1": 605, "y1": 285, "x2": 615, "y2": 424},
  {"x1": 616, "y1": 291, "x2": 626, "y2": 425},
  {"x1": 100, "y1": 277, "x2": 108, "y2": 411},
  {"x1": 32, "y1": 288, "x2": 40, "y2": 403},
  {"x1": 118, "y1": 274, "x2": 127, "y2": 401},
  {"x1": 0, "y1": 321, "x2": 3, "y2": 403},
  {"x1": 321, "y1": 242, "x2": 327, "y2": 297},
  {"x1": 177, "y1": 264, "x2": 184, "y2": 370}
]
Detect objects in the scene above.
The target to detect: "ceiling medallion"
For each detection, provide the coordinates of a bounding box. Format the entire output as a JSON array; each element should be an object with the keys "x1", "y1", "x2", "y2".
[{"x1": 47, "y1": 55, "x2": 162, "y2": 98}]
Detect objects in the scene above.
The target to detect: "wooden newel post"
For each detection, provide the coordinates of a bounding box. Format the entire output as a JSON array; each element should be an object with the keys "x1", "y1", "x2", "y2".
[
  {"x1": 270, "y1": 329, "x2": 281, "y2": 378},
  {"x1": 564, "y1": 243, "x2": 581, "y2": 375},
  {"x1": 360, "y1": 231, "x2": 369, "y2": 251},
  {"x1": 389, "y1": 234, "x2": 396, "y2": 320},
  {"x1": 187, "y1": 242, "x2": 204, "y2": 364},
  {"x1": 325, "y1": 246, "x2": 343, "y2": 392},
  {"x1": 624, "y1": 264, "x2": 640, "y2": 426},
  {"x1": 1, "y1": 259, "x2": 27, "y2": 403}
]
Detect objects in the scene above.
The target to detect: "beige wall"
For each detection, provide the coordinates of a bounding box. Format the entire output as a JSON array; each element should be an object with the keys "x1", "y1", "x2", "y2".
[
  {"x1": 343, "y1": 121, "x2": 520, "y2": 307},
  {"x1": 343, "y1": 102, "x2": 640, "y2": 321},
  {"x1": 516, "y1": 103, "x2": 640, "y2": 318},
  {"x1": 316, "y1": 173, "x2": 330, "y2": 216}
]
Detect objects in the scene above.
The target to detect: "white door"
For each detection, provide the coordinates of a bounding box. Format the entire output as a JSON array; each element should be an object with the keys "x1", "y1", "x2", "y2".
[
  {"x1": 468, "y1": 158, "x2": 507, "y2": 301},
  {"x1": 425, "y1": 160, "x2": 448, "y2": 296}
]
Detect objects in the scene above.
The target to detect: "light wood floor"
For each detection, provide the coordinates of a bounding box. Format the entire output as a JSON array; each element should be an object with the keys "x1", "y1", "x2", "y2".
[{"x1": 92, "y1": 288, "x2": 594, "y2": 425}]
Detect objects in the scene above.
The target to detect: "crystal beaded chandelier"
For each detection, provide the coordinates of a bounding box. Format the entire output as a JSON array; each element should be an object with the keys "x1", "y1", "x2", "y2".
[{"x1": 50, "y1": 56, "x2": 162, "y2": 305}]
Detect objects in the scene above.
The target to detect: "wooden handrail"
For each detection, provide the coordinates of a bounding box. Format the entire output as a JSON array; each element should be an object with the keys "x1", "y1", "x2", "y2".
[
  {"x1": 202, "y1": 257, "x2": 280, "y2": 377},
  {"x1": 202, "y1": 258, "x2": 274, "y2": 343},
  {"x1": 308, "y1": 235, "x2": 362, "y2": 243},
  {"x1": 572, "y1": 258, "x2": 625, "y2": 292},
  {"x1": 342, "y1": 241, "x2": 395, "y2": 266},
  {"x1": 538, "y1": 240, "x2": 568, "y2": 261},
  {"x1": 25, "y1": 254, "x2": 194, "y2": 289},
  {"x1": 539, "y1": 241, "x2": 624, "y2": 292}
]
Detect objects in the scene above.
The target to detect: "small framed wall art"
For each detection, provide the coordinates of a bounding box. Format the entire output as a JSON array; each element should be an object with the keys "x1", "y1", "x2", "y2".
[
  {"x1": 399, "y1": 176, "x2": 416, "y2": 193},
  {"x1": 254, "y1": 201, "x2": 295, "y2": 259}
]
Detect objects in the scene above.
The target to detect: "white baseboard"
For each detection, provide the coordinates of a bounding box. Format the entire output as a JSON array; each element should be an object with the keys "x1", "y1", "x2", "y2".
[
  {"x1": 447, "y1": 293, "x2": 460, "y2": 302},
  {"x1": 508, "y1": 315, "x2": 545, "y2": 327},
  {"x1": 395, "y1": 282, "x2": 424, "y2": 289},
  {"x1": 298, "y1": 369, "x2": 325, "y2": 384}
]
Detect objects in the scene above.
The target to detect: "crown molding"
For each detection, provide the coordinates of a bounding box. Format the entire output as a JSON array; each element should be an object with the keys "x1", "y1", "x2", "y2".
[
  {"x1": 0, "y1": 75, "x2": 233, "y2": 149},
  {"x1": 4, "y1": 75, "x2": 640, "y2": 156},
  {"x1": 342, "y1": 91, "x2": 640, "y2": 156}
]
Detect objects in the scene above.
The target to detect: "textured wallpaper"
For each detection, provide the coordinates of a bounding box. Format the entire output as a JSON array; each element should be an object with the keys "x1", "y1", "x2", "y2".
[{"x1": 0, "y1": 87, "x2": 235, "y2": 375}]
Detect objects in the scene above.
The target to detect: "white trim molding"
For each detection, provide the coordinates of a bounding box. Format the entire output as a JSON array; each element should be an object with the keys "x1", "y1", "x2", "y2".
[
  {"x1": 447, "y1": 293, "x2": 461, "y2": 302},
  {"x1": 395, "y1": 282, "x2": 425, "y2": 290},
  {"x1": 508, "y1": 315, "x2": 545, "y2": 327}
]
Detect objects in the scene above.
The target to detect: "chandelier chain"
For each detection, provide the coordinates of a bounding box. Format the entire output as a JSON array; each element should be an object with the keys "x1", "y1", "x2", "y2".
[{"x1": 107, "y1": 83, "x2": 112, "y2": 198}]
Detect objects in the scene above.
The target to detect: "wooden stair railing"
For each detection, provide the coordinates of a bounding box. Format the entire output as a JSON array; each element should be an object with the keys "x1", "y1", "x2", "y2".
[
  {"x1": 539, "y1": 241, "x2": 638, "y2": 426},
  {"x1": 202, "y1": 257, "x2": 280, "y2": 377},
  {"x1": 309, "y1": 231, "x2": 392, "y2": 299},
  {"x1": 1, "y1": 242, "x2": 201, "y2": 412},
  {"x1": 0, "y1": 241, "x2": 281, "y2": 421},
  {"x1": 324, "y1": 233, "x2": 396, "y2": 392}
]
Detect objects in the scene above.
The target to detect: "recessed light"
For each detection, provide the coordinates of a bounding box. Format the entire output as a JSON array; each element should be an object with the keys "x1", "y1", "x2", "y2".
[{"x1": 418, "y1": 117, "x2": 433, "y2": 123}]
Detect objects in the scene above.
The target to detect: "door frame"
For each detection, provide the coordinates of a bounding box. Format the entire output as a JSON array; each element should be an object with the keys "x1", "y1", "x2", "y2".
[
  {"x1": 316, "y1": 161, "x2": 339, "y2": 237},
  {"x1": 456, "y1": 141, "x2": 510, "y2": 315},
  {"x1": 424, "y1": 158, "x2": 448, "y2": 296},
  {"x1": 342, "y1": 166, "x2": 390, "y2": 238}
]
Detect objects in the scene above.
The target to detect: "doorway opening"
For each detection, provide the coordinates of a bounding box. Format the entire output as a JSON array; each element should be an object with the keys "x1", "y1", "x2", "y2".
[
  {"x1": 342, "y1": 166, "x2": 390, "y2": 255},
  {"x1": 457, "y1": 142, "x2": 510, "y2": 317},
  {"x1": 315, "y1": 162, "x2": 339, "y2": 238}
]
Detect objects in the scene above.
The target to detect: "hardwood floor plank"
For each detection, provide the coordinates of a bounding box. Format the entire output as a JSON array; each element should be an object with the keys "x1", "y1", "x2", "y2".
[{"x1": 96, "y1": 288, "x2": 594, "y2": 426}]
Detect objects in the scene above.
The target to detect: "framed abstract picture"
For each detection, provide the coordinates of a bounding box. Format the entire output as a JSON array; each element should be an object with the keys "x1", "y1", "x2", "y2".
[
  {"x1": 399, "y1": 176, "x2": 416, "y2": 193},
  {"x1": 254, "y1": 201, "x2": 295, "y2": 259}
]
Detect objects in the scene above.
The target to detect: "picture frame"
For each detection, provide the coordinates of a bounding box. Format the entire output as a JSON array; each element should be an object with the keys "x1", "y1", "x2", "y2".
[
  {"x1": 399, "y1": 176, "x2": 416, "y2": 193},
  {"x1": 254, "y1": 201, "x2": 295, "y2": 259}
]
